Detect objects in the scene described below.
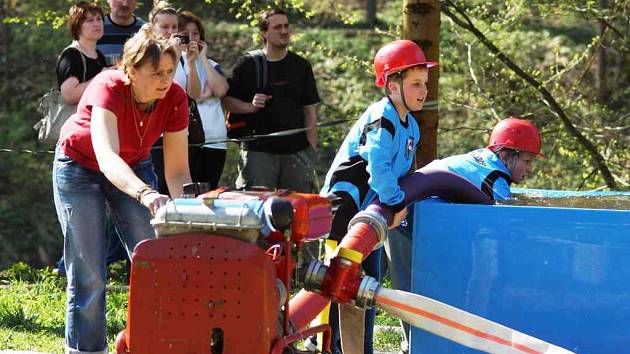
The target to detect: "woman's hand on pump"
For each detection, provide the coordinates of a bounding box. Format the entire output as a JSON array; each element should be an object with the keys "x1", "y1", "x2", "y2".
[{"x1": 140, "y1": 190, "x2": 170, "y2": 216}]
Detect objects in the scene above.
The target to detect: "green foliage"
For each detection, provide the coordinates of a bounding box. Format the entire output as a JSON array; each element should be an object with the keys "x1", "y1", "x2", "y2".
[
  {"x1": 439, "y1": 1, "x2": 629, "y2": 190},
  {"x1": 0, "y1": 262, "x2": 57, "y2": 283},
  {"x1": 1, "y1": 0, "x2": 628, "y2": 269}
]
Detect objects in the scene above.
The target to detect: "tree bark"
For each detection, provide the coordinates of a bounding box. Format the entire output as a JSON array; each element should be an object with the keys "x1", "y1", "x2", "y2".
[
  {"x1": 403, "y1": 0, "x2": 441, "y2": 169},
  {"x1": 598, "y1": 0, "x2": 611, "y2": 104},
  {"x1": 138, "y1": 0, "x2": 154, "y2": 20},
  {"x1": 366, "y1": 0, "x2": 377, "y2": 29},
  {"x1": 0, "y1": 0, "x2": 9, "y2": 112}
]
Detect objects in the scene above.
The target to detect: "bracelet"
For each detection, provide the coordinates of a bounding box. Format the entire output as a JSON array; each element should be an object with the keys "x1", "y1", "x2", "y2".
[
  {"x1": 135, "y1": 184, "x2": 154, "y2": 203},
  {"x1": 139, "y1": 189, "x2": 158, "y2": 205}
]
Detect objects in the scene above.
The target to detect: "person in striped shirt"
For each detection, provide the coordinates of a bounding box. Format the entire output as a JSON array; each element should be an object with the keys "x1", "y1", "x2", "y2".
[{"x1": 96, "y1": 0, "x2": 145, "y2": 57}]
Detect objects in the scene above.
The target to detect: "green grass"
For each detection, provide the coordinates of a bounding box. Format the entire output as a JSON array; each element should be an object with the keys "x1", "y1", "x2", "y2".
[
  {"x1": 374, "y1": 327, "x2": 403, "y2": 352},
  {"x1": 1, "y1": 263, "x2": 403, "y2": 353},
  {"x1": 0, "y1": 280, "x2": 130, "y2": 353}
]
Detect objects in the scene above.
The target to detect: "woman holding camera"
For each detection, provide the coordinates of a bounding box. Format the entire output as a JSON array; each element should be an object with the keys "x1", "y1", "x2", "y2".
[
  {"x1": 148, "y1": 1, "x2": 203, "y2": 194},
  {"x1": 53, "y1": 25, "x2": 191, "y2": 353},
  {"x1": 176, "y1": 11, "x2": 229, "y2": 189}
]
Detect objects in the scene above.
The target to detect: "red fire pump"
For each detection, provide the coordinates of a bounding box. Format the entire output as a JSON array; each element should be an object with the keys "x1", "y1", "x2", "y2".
[
  {"x1": 115, "y1": 170, "x2": 574, "y2": 354},
  {"x1": 115, "y1": 187, "x2": 335, "y2": 354}
]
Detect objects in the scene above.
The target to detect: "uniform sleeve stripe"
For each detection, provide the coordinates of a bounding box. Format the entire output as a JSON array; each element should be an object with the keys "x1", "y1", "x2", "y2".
[
  {"x1": 359, "y1": 117, "x2": 396, "y2": 146},
  {"x1": 481, "y1": 170, "x2": 512, "y2": 200},
  {"x1": 380, "y1": 117, "x2": 396, "y2": 138}
]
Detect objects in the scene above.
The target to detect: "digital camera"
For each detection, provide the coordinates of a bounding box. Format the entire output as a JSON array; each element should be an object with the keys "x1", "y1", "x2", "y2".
[{"x1": 174, "y1": 34, "x2": 190, "y2": 44}]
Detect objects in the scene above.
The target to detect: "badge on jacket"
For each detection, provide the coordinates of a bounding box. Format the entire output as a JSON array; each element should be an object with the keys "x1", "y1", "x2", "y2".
[{"x1": 405, "y1": 137, "x2": 414, "y2": 159}]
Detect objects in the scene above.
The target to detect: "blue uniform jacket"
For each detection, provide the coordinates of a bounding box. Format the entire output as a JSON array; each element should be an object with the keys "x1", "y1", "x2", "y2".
[
  {"x1": 399, "y1": 148, "x2": 513, "y2": 235},
  {"x1": 320, "y1": 97, "x2": 420, "y2": 212},
  {"x1": 424, "y1": 147, "x2": 512, "y2": 201}
]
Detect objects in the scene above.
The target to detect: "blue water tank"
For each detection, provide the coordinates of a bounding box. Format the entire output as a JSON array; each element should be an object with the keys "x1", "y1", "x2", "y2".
[{"x1": 410, "y1": 191, "x2": 630, "y2": 353}]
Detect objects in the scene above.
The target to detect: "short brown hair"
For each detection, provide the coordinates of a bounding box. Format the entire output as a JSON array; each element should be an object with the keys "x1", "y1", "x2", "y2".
[
  {"x1": 385, "y1": 66, "x2": 426, "y2": 95},
  {"x1": 121, "y1": 24, "x2": 178, "y2": 83},
  {"x1": 178, "y1": 11, "x2": 205, "y2": 41},
  {"x1": 258, "y1": 8, "x2": 288, "y2": 32},
  {"x1": 68, "y1": 1, "x2": 104, "y2": 40}
]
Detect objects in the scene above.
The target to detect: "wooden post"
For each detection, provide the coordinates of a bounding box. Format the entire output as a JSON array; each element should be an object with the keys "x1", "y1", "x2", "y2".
[{"x1": 403, "y1": 0, "x2": 440, "y2": 168}]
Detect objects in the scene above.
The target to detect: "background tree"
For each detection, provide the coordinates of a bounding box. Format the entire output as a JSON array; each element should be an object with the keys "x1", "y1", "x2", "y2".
[
  {"x1": 403, "y1": 0, "x2": 441, "y2": 168},
  {"x1": 0, "y1": 0, "x2": 628, "y2": 269}
]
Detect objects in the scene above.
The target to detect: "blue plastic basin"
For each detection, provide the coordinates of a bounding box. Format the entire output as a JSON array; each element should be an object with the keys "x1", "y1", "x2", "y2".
[{"x1": 410, "y1": 190, "x2": 630, "y2": 353}]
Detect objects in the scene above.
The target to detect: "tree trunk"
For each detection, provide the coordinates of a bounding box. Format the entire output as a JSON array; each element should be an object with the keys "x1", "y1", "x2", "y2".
[
  {"x1": 403, "y1": 0, "x2": 441, "y2": 169},
  {"x1": 0, "y1": 0, "x2": 9, "y2": 112},
  {"x1": 598, "y1": 0, "x2": 610, "y2": 104},
  {"x1": 366, "y1": 0, "x2": 377, "y2": 29},
  {"x1": 138, "y1": 0, "x2": 154, "y2": 20}
]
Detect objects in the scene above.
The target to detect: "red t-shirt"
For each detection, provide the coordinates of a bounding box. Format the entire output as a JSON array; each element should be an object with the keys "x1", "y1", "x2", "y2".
[{"x1": 60, "y1": 70, "x2": 188, "y2": 171}]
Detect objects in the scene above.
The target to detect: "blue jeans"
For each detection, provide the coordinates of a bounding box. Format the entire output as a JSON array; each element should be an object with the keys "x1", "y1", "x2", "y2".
[{"x1": 53, "y1": 148, "x2": 156, "y2": 353}]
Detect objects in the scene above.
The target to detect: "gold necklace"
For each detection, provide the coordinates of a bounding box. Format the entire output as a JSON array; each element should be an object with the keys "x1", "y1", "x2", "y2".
[{"x1": 130, "y1": 88, "x2": 155, "y2": 147}]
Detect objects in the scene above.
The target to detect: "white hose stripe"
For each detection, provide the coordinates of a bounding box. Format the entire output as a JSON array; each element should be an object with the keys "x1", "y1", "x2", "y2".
[{"x1": 375, "y1": 288, "x2": 574, "y2": 354}]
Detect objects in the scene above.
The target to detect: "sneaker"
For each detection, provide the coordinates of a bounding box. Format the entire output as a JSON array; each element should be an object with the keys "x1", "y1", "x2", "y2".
[
  {"x1": 52, "y1": 267, "x2": 66, "y2": 277},
  {"x1": 399, "y1": 339, "x2": 409, "y2": 354},
  {"x1": 303, "y1": 336, "x2": 318, "y2": 351}
]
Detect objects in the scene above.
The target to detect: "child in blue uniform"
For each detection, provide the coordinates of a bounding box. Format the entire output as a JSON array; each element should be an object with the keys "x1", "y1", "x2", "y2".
[
  {"x1": 318, "y1": 40, "x2": 438, "y2": 354},
  {"x1": 385, "y1": 117, "x2": 545, "y2": 354}
]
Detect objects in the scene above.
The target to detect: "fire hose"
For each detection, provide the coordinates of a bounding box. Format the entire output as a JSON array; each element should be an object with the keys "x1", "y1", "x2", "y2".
[{"x1": 289, "y1": 169, "x2": 575, "y2": 354}]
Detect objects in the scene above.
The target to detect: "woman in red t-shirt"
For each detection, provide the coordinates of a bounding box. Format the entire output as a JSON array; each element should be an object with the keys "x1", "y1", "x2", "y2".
[{"x1": 52, "y1": 24, "x2": 191, "y2": 354}]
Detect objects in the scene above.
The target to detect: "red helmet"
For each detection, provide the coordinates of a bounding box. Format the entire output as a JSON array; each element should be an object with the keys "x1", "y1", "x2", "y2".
[
  {"x1": 373, "y1": 39, "x2": 438, "y2": 87},
  {"x1": 487, "y1": 118, "x2": 545, "y2": 158}
]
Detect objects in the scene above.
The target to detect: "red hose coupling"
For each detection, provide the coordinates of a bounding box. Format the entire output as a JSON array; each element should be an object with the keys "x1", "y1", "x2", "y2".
[
  {"x1": 303, "y1": 255, "x2": 380, "y2": 308},
  {"x1": 304, "y1": 247, "x2": 362, "y2": 304}
]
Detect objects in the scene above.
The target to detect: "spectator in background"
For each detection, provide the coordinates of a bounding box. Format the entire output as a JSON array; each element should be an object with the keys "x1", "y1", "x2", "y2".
[
  {"x1": 149, "y1": 0, "x2": 202, "y2": 195},
  {"x1": 54, "y1": 1, "x2": 110, "y2": 277},
  {"x1": 222, "y1": 8, "x2": 320, "y2": 192},
  {"x1": 176, "y1": 10, "x2": 229, "y2": 189},
  {"x1": 97, "y1": 0, "x2": 144, "y2": 58},
  {"x1": 57, "y1": 2, "x2": 107, "y2": 104},
  {"x1": 53, "y1": 25, "x2": 191, "y2": 353}
]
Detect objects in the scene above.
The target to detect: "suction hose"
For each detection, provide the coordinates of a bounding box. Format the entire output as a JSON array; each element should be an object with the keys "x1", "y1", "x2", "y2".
[{"x1": 289, "y1": 169, "x2": 491, "y2": 331}]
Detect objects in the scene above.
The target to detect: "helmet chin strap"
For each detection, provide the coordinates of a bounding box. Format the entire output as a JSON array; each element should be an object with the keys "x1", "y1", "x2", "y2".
[
  {"x1": 399, "y1": 78, "x2": 412, "y2": 115},
  {"x1": 387, "y1": 73, "x2": 412, "y2": 117},
  {"x1": 494, "y1": 147, "x2": 520, "y2": 172}
]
